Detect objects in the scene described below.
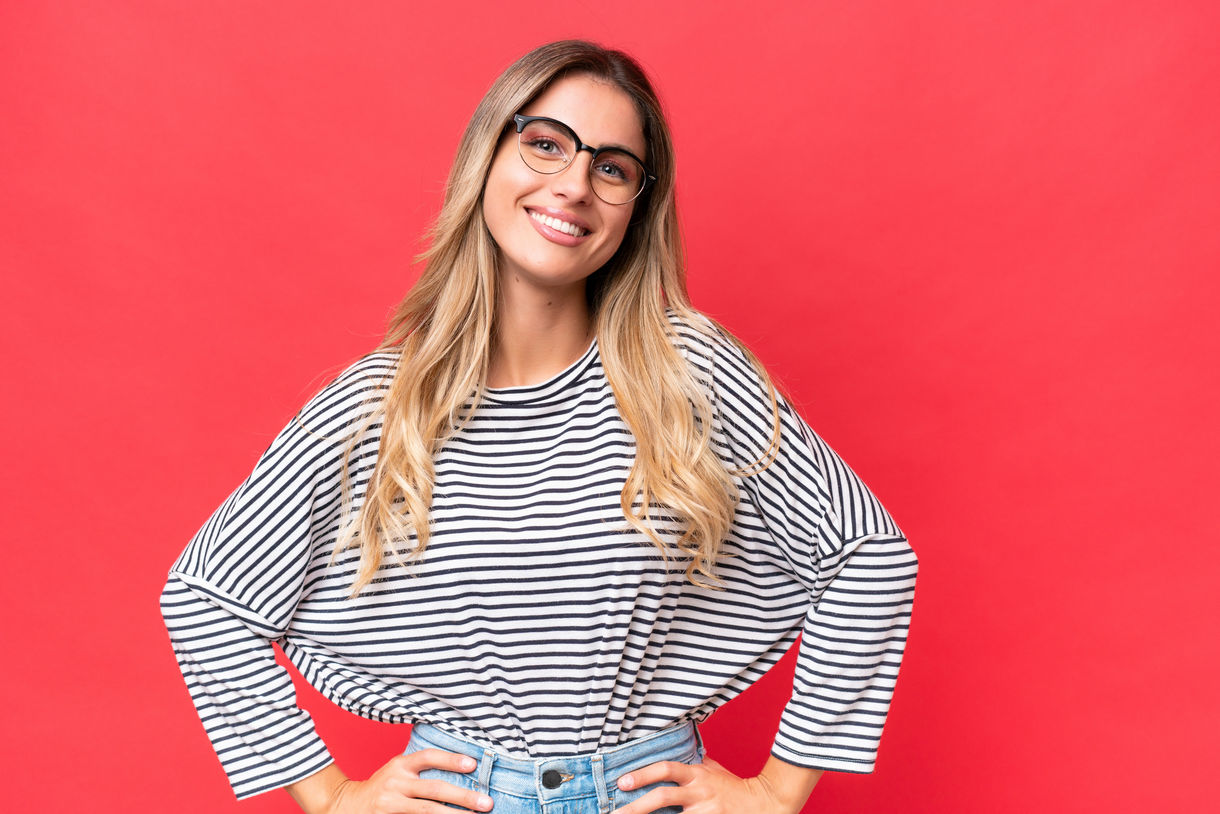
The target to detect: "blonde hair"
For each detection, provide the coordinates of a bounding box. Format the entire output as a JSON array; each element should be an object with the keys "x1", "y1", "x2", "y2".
[{"x1": 336, "y1": 40, "x2": 779, "y2": 595}]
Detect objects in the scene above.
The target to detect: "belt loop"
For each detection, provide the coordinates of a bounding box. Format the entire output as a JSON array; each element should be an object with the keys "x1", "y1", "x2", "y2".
[
  {"x1": 591, "y1": 753, "x2": 610, "y2": 814},
  {"x1": 478, "y1": 748, "x2": 495, "y2": 795},
  {"x1": 692, "y1": 721, "x2": 707, "y2": 762}
]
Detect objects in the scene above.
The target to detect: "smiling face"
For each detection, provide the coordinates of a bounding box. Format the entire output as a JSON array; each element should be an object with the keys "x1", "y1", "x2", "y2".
[{"x1": 482, "y1": 74, "x2": 647, "y2": 296}]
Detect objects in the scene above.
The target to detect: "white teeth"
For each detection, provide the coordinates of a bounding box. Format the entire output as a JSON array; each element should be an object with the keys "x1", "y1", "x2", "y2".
[{"x1": 531, "y1": 211, "x2": 587, "y2": 237}]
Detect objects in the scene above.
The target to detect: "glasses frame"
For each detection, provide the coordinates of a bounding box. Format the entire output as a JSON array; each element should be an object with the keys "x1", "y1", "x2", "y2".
[{"x1": 512, "y1": 113, "x2": 656, "y2": 205}]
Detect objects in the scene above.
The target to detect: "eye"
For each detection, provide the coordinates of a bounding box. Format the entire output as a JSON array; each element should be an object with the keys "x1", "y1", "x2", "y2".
[
  {"x1": 594, "y1": 159, "x2": 625, "y2": 179},
  {"x1": 592, "y1": 154, "x2": 639, "y2": 186},
  {"x1": 523, "y1": 135, "x2": 569, "y2": 162}
]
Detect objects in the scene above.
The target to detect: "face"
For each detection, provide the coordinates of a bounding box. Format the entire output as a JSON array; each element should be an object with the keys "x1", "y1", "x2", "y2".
[{"x1": 482, "y1": 74, "x2": 646, "y2": 295}]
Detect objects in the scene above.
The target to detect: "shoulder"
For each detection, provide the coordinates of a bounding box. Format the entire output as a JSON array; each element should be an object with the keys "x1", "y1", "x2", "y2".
[
  {"x1": 288, "y1": 350, "x2": 400, "y2": 444},
  {"x1": 663, "y1": 306, "x2": 727, "y2": 351},
  {"x1": 663, "y1": 306, "x2": 773, "y2": 403},
  {"x1": 330, "y1": 350, "x2": 400, "y2": 391},
  {"x1": 664, "y1": 307, "x2": 749, "y2": 376}
]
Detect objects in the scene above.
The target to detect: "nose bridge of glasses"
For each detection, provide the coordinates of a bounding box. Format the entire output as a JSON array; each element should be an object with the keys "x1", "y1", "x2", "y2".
[
  {"x1": 551, "y1": 140, "x2": 596, "y2": 172},
  {"x1": 549, "y1": 149, "x2": 597, "y2": 197}
]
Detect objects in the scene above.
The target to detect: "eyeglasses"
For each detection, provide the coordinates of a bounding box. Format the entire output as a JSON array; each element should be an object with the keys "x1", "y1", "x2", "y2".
[{"x1": 512, "y1": 114, "x2": 655, "y2": 205}]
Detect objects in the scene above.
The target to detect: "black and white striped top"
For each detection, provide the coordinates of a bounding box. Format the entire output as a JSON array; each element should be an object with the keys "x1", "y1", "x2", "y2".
[{"x1": 160, "y1": 314, "x2": 918, "y2": 800}]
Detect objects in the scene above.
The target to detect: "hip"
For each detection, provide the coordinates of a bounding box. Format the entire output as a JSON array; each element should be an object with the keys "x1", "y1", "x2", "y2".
[{"x1": 404, "y1": 720, "x2": 706, "y2": 814}]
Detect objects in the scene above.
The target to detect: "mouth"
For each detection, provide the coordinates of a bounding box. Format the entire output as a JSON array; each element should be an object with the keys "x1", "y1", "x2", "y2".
[{"x1": 527, "y1": 208, "x2": 591, "y2": 238}]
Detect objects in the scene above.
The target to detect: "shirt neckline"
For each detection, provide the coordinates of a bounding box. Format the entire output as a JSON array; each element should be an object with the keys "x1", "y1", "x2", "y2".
[{"x1": 481, "y1": 337, "x2": 600, "y2": 404}]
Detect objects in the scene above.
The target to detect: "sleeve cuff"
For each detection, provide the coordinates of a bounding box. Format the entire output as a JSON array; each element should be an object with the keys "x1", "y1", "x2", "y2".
[
  {"x1": 769, "y1": 740, "x2": 877, "y2": 775},
  {"x1": 230, "y1": 742, "x2": 335, "y2": 800}
]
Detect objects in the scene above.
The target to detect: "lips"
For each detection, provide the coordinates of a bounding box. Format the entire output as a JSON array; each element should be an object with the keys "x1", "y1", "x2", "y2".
[{"x1": 526, "y1": 207, "x2": 591, "y2": 237}]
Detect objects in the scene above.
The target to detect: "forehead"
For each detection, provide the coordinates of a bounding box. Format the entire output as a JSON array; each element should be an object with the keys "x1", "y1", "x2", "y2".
[{"x1": 520, "y1": 74, "x2": 646, "y2": 158}]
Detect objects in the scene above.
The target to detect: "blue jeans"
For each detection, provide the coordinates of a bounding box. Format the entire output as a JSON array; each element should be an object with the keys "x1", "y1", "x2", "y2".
[{"x1": 405, "y1": 720, "x2": 706, "y2": 813}]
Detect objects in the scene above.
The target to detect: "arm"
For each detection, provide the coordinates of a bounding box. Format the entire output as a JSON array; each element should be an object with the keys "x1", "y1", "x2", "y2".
[
  {"x1": 285, "y1": 764, "x2": 349, "y2": 814},
  {"x1": 772, "y1": 530, "x2": 917, "y2": 774},
  {"x1": 160, "y1": 355, "x2": 376, "y2": 798},
  {"x1": 160, "y1": 571, "x2": 334, "y2": 798},
  {"x1": 161, "y1": 354, "x2": 498, "y2": 810},
  {"x1": 610, "y1": 532, "x2": 915, "y2": 814},
  {"x1": 616, "y1": 319, "x2": 916, "y2": 811},
  {"x1": 757, "y1": 757, "x2": 825, "y2": 811},
  {"x1": 161, "y1": 576, "x2": 491, "y2": 813},
  {"x1": 705, "y1": 321, "x2": 917, "y2": 775}
]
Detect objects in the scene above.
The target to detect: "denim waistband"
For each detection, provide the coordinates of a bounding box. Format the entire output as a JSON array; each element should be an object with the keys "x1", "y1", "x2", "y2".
[{"x1": 405, "y1": 721, "x2": 703, "y2": 812}]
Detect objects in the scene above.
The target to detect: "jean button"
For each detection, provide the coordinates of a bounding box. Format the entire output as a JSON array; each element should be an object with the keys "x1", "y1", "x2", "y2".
[{"x1": 542, "y1": 769, "x2": 563, "y2": 789}]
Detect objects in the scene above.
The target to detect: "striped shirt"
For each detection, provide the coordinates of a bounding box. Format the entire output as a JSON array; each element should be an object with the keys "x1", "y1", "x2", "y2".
[{"x1": 160, "y1": 314, "x2": 918, "y2": 800}]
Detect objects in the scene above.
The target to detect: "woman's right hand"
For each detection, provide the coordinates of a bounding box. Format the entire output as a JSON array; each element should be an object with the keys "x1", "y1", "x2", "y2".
[{"x1": 288, "y1": 751, "x2": 493, "y2": 814}]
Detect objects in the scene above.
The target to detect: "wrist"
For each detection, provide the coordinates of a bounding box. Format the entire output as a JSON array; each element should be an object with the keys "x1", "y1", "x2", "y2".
[
  {"x1": 324, "y1": 778, "x2": 355, "y2": 814},
  {"x1": 757, "y1": 756, "x2": 823, "y2": 813},
  {"x1": 285, "y1": 763, "x2": 350, "y2": 814}
]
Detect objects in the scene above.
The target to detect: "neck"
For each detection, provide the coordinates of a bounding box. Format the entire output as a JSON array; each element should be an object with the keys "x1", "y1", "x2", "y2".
[{"x1": 487, "y1": 277, "x2": 594, "y2": 389}]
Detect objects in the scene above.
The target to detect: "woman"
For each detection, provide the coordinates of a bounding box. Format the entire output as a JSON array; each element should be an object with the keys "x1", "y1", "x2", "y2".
[{"x1": 161, "y1": 41, "x2": 918, "y2": 814}]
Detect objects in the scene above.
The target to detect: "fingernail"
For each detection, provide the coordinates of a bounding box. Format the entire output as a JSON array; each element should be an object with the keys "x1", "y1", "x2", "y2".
[
  {"x1": 618, "y1": 774, "x2": 634, "y2": 790},
  {"x1": 462, "y1": 756, "x2": 477, "y2": 770},
  {"x1": 478, "y1": 794, "x2": 493, "y2": 810}
]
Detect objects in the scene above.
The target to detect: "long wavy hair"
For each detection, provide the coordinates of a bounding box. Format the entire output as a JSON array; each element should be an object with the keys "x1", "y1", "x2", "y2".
[{"x1": 335, "y1": 40, "x2": 780, "y2": 595}]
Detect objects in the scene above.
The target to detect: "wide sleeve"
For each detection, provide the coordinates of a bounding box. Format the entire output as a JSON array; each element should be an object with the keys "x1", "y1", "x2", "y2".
[
  {"x1": 159, "y1": 353, "x2": 393, "y2": 799},
  {"x1": 705, "y1": 328, "x2": 918, "y2": 774}
]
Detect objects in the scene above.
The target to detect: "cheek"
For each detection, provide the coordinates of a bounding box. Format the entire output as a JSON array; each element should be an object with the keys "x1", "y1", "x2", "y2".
[
  {"x1": 483, "y1": 145, "x2": 528, "y2": 214},
  {"x1": 597, "y1": 207, "x2": 636, "y2": 255},
  {"x1": 482, "y1": 163, "x2": 521, "y2": 243}
]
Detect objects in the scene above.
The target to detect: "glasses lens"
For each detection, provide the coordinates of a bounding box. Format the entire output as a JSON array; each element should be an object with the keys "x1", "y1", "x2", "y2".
[
  {"x1": 517, "y1": 117, "x2": 647, "y2": 205},
  {"x1": 518, "y1": 119, "x2": 576, "y2": 173},
  {"x1": 589, "y1": 150, "x2": 646, "y2": 205}
]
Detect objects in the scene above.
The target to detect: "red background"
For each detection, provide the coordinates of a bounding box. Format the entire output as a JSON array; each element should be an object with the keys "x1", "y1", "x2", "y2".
[{"x1": 3, "y1": 2, "x2": 1218, "y2": 812}]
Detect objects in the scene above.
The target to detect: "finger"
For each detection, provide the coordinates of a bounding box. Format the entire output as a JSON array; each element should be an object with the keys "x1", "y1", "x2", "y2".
[
  {"x1": 405, "y1": 778, "x2": 494, "y2": 812},
  {"x1": 398, "y1": 748, "x2": 480, "y2": 774},
  {"x1": 406, "y1": 802, "x2": 494, "y2": 814},
  {"x1": 615, "y1": 760, "x2": 697, "y2": 791},
  {"x1": 609, "y1": 784, "x2": 687, "y2": 814}
]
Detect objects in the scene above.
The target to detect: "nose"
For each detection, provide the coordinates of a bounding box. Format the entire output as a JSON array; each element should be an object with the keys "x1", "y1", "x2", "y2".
[{"x1": 548, "y1": 151, "x2": 595, "y2": 203}]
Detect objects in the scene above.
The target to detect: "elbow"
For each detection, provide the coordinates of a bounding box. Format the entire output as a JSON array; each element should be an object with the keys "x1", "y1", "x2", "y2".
[
  {"x1": 901, "y1": 538, "x2": 919, "y2": 589},
  {"x1": 160, "y1": 571, "x2": 190, "y2": 634}
]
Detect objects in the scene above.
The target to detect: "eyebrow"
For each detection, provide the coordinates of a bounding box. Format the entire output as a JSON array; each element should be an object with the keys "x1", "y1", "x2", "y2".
[
  {"x1": 599, "y1": 141, "x2": 642, "y2": 155},
  {"x1": 521, "y1": 112, "x2": 645, "y2": 158}
]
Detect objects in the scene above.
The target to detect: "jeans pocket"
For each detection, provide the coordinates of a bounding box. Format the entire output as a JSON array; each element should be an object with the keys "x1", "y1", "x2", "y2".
[
  {"x1": 612, "y1": 779, "x2": 683, "y2": 813},
  {"x1": 610, "y1": 744, "x2": 700, "y2": 812},
  {"x1": 417, "y1": 767, "x2": 477, "y2": 810}
]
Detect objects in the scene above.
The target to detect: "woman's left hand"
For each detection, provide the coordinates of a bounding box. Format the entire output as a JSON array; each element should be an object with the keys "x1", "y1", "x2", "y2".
[{"x1": 609, "y1": 755, "x2": 819, "y2": 814}]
